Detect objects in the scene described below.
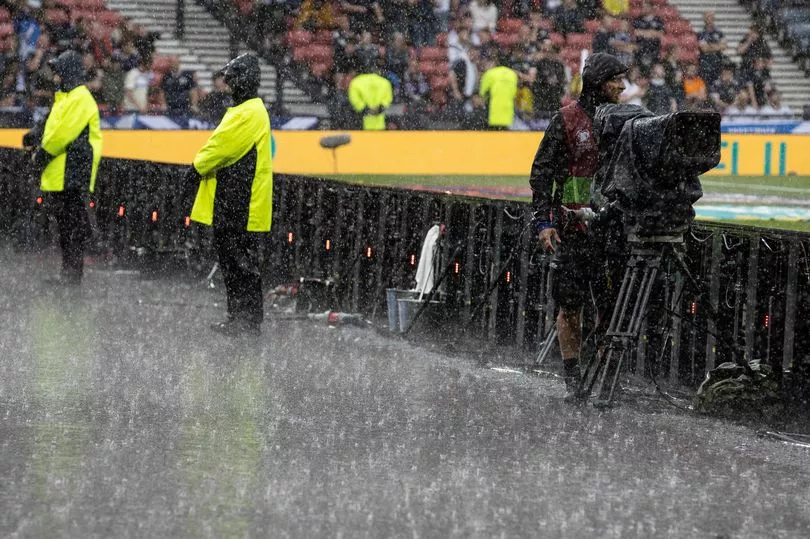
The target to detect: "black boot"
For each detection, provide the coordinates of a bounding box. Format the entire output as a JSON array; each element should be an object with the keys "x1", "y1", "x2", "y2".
[{"x1": 563, "y1": 357, "x2": 584, "y2": 402}]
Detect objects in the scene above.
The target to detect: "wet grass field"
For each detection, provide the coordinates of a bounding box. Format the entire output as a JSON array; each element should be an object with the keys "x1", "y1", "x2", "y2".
[{"x1": 320, "y1": 174, "x2": 810, "y2": 232}]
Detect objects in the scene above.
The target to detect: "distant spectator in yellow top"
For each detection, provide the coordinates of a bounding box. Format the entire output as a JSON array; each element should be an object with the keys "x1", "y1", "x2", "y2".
[
  {"x1": 602, "y1": 0, "x2": 629, "y2": 17},
  {"x1": 478, "y1": 56, "x2": 518, "y2": 130}
]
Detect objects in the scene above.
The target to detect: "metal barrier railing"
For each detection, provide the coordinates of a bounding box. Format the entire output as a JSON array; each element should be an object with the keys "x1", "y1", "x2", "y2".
[{"x1": 1, "y1": 148, "x2": 808, "y2": 387}]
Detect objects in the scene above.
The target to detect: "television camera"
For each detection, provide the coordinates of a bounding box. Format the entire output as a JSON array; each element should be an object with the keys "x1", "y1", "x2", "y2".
[{"x1": 577, "y1": 105, "x2": 722, "y2": 406}]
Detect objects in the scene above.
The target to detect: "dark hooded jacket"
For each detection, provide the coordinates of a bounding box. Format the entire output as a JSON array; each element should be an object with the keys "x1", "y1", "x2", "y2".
[
  {"x1": 528, "y1": 53, "x2": 627, "y2": 226},
  {"x1": 223, "y1": 53, "x2": 261, "y2": 105}
]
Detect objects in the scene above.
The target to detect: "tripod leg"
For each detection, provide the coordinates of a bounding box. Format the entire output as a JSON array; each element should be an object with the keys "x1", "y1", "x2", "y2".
[{"x1": 532, "y1": 324, "x2": 558, "y2": 370}]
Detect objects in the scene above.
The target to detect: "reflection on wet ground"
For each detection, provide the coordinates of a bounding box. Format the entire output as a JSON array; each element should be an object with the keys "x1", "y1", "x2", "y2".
[{"x1": 1, "y1": 246, "x2": 809, "y2": 538}]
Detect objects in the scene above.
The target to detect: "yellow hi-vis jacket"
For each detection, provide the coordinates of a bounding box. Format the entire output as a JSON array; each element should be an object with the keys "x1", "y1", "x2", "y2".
[
  {"x1": 190, "y1": 97, "x2": 273, "y2": 232},
  {"x1": 479, "y1": 66, "x2": 519, "y2": 128},
  {"x1": 348, "y1": 73, "x2": 393, "y2": 131},
  {"x1": 40, "y1": 85, "x2": 102, "y2": 192}
]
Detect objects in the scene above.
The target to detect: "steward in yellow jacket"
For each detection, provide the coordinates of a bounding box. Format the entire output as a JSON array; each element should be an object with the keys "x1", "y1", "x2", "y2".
[
  {"x1": 185, "y1": 53, "x2": 272, "y2": 336},
  {"x1": 347, "y1": 68, "x2": 393, "y2": 130},
  {"x1": 25, "y1": 50, "x2": 102, "y2": 285}
]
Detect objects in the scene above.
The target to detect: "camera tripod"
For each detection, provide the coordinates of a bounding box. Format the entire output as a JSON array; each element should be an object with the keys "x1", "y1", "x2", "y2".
[{"x1": 577, "y1": 231, "x2": 702, "y2": 407}]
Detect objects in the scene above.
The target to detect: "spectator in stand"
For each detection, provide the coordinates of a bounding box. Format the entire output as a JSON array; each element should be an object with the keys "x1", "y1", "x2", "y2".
[
  {"x1": 697, "y1": 11, "x2": 727, "y2": 86},
  {"x1": 515, "y1": 23, "x2": 540, "y2": 63},
  {"x1": 26, "y1": 35, "x2": 55, "y2": 108},
  {"x1": 620, "y1": 65, "x2": 645, "y2": 105},
  {"x1": 477, "y1": 28, "x2": 498, "y2": 60},
  {"x1": 469, "y1": 0, "x2": 497, "y2": 34},
  {"x1": 709, "y1": 62, "x2": 738, "y2": 113},
  {"x1": 400, "y1": 57, "x2": 431, "y2": 128},
  {"x1": 603, "y1": 0, "x2": 629, "y2": 17},
  {"x1": 744, "y1": 55, "x2": 772, "y2": 107},
  {"x1": 434, "y1": 0, "x2": 451, "y2": 33},
  {"x1": 683, "y1": 62, "x2": 710, "y2": 110},
  {"x1": 661, "y1": 44, "x2": 684, "y2": 106},
  {"x1": 592, "y1": 13, "x2": 615, "y2": 55},
  {"x1": 448, "y1": 33, "x2": 479, "y2": 125},
  {"x1": 610, "y1": 16, "x2": 636, "y2": 69},
  {"x1": 295, "y1": 0, "x2": 336, "y2": 31},
  {"x1": 355, "y1": 30, "x2": 380, "y2": 71},
  {"x1": 447, "y1": 14, "x2": 480, "y2": 58},
  {"x1": 0, "y1": 59, "x2": 21, "y2": 106},
  {"x1": 100, "y1": 54, "x2": 125, "y2": 113},
  {"x1": 554, "y1": 0, "x2": 584, "y2": 36},
  {"x1": 14, "y1": 2, "x2": 42, "y2": 62},
  {"x1": 199, "y1": 70, "x2": 233, "y2": 124},
  {"x1": 384, "y1": 31, "x2": 409, "y2": 97},
  {"x1": 115, "y1": 40, "x2": 140, "y2": 72},
  {"x1": 632, "y1": 0, "x2": 665, "y2": 75},
  {"x1": 408, "y1": 0, "x2": 438, "y2": 47},
  {"x1": 332, "y1": 15, "x2": 359, "y2": 89},
  {"x1": 760, "y1": 89, "x2": 793, "y2": 117},
  {"x1": 531, "y1": 39, "x2": 565, "y2": 117},
  {"x1": 160, "y1": 56, "x2": 199, "y2": 116},
  {"x1": 123, "y1": 56, "x2": 154, "y2": 113},
  {"x1": 644, "y1": 62, "x2": 677, "y2": 113},
  {"x1": 724, "y1": 87, "x2": 758, "y2": 120},
  {"x1": 528, "y1": 11, "x2": 551, "y2": 43},
  {"x1": 478, "y1": 54, "x2": 518, "y2": 129},
  {"x1": 381, "y1": 0, "x2": 409, "y2": 37},
  {"x1": 340, "y1": 0, "x2": 384, "y2": 34},
  {"x1": 736, "y1": 24, "x2": 771, "y2": 82},
  {"x1": 544, "y1": 0, "x2": 563, "y2": 20},
  {"x1": 130, "y1": 24, "x2": 159, "y2": 66}
]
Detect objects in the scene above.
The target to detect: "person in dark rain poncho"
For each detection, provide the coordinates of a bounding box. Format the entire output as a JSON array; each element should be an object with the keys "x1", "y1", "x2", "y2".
[
  {"x1": 24, "y1": 49, "x2": 102, "y2": 286},
  {"x1": 528, "y1": 52, "x2": 627, "y2": 400},
  {"x1": 185, "y1": 53, "x2": 273, "y2": 337}
]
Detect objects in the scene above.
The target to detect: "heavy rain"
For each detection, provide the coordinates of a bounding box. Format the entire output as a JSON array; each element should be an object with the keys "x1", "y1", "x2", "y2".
[{"x1": 1, "y1": 0, "x2": 810, "y2": 537}]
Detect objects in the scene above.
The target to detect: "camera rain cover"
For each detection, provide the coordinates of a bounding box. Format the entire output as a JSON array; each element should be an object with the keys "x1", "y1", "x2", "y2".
[{"x1": 593, "y1": 104, "x2": 721, "y2": 235}]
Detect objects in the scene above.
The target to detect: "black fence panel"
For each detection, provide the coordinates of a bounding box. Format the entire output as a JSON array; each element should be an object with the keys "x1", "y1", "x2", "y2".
[{"x1": 2, "y1": 148, "x2": 809, "y2": 388}]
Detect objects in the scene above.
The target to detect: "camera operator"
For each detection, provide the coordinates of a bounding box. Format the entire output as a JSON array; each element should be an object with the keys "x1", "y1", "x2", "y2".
[{"x1": 528, "y1": 52, "x2": 627, "y2": 400}]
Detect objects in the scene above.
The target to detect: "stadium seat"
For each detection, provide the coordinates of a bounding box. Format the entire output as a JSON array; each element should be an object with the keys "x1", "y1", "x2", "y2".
[
  {"x1": 0, "y1": 23, "x2": 12, "y2": 38},
  {"x1": 534, "y1": 17, "x2": 555, "y2": 32},
  {"x1": 151, "y1": 55, "x2": 176, "y2": 75},
  {"x1": 0, "y1": 8, "x2": 9, "y2": 23},
  {"x1": 419, "y1": 61, "x2": 449, "y2": 76},
  {"x1": 561, "y1": 48, "x2": 582, "y2": 67},
  {"x1": 658, "y1": 6, "x2": 680, "y2": 22},
  {"x1": 566, "y1": 33, "x2": 592, "y2": 50},
  {"x1": 678, "y1": 49, "x2": 699, "y2": 63},
  {"x1": 78, "y1": 0, "x2": 107, "y2": 10},
  {"x1": 287, "y1": 30, "x2": 313, "y2": 47},
  {"x1": 584, "y1": 19, "x2": 601, "y2": 34},
  {"x1": 418, "y1": 46, "x2": 446, "y2": 62},
  {"x1": 45, "y1": 9, "x2": 70, "y2": 26},
  {"x1": 96, "y1": 10, "x2": 124, "y2": 27},
  {"x1": 314, "y1": 30, "x2": 332, "y2": 44},
  {"x1": 665, "y1": 19, "x2": 693, "y2": 37},
  {"x1": 430, "y1": 74, "x2": 450, "y2": 90},
  {"x1": 649, "y1": 0, "x2": 668, "y2": 6},
  {"x1": 492, "y1": 32, "x2": 518, "y2": 48},
  {"x1": 311, "y1": 61, "x2": 332, "y2": 78},
  {"x1": 497, "y1": 18, "x2": 524, "y2": 34},
  {"x1": 293, "y1": 44, "x2": 333, "y2": 64},
  {"x1": 549, "y1": 32, "x2": 565, "y2": 48}
]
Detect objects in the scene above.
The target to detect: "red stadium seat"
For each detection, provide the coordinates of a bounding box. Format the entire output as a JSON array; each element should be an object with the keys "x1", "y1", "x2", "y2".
[
  {"x1": 584, "y1": 19, "x2": 601, "y2": 34},
  {"x1": 534, "y1": 17, "x2": 555, "y2": 32},
  {"x1": 0, "y1": 23, "x2": 12, "y2": 38},
  {"x1": 78, "y1": 0, "x2": 107, "y2": 10},
  {"x1": 418, "y1": 46, "x2": 446, "y2": 62},
  {"x1": 314, "y1": 30, "x2": 332, "y2": 44},
  {"x1": 419, "y1": 61, "x2": 449, "y2": 76},
  {"x1": 566, "y1": 33, "x2": 592, "y2": 50},
  {"x1": 96, "y1": 10, "x2": 124, "y2": 27},
  {"x1": 497, "y1": 18, "x2": 524, "y2": 34},
  {"x1": 151, "y1": 55, "x2": 176, "y2": 75},
  {"x1": 311, "y1": 61, "x2": 333, "y2": 78},
  {"x1": 53, "y1": 0, "x2": 78, "y2": 7},
  {"x1": 649, "y1": 0, "x2": 668, "y2": 6},
  {"x1": 45, "y1": 9, "x2": 70, "y2": 26},
  {"x1": 436, "y1": 32, "x2": 448, "y2": 47},
  {"x1": 430, "y1": 74, "x2": 450, "y2": 90},
  {"x1": 0, "y1": 8, "x2": 9, "y2": 23},
  {"x1": 286, "y1": 30, "x2": 313, "y2": 47},
  {"x1": 293, "y1": 44, "x2": 333, "y2": 64},
  {"x1": 678, "y1": 49, "x2": 699, "y2": 63},
  {"x1": 665, "y1": 19, "x2": 693, "y2": 36},
  {"x1": 549, "y1": 32, "x2": 565, "y2": 48},
  {"x1": 492, "y1": 32, "x2": 518, "y2": 48},
  {"x1": 658, "y1": 6, "x2": 680, "y2": 22}
]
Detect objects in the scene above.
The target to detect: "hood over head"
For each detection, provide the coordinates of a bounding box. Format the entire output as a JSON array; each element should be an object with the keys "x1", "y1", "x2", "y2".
[
  {"x1": 579, "y1": 52, "x2": 628, "y2": 113},
  {"x1": 49, "y1": 50, "x2": 85, "y2": 92},
  {"x1": 222, "y1": 53, "x2": 261, "y2": 104}
]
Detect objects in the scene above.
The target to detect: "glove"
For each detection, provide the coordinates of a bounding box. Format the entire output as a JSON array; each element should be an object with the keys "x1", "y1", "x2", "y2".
[
  {"x1": 31, "y1": 148, "x2": 54, "y2": 171},
  {"x1": 184, "y1": 165, "x2": 202, "y2": 184}
]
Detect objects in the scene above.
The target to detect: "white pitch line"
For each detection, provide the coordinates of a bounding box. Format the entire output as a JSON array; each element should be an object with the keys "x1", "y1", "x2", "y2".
[{"x1": 702, "y1": 180, "x2": 810, "y2": 194}]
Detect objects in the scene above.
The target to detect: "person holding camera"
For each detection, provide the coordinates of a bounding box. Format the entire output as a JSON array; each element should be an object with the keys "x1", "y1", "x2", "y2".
[
  {"x1": 184, "y1": 53, "x2": 273, "y2": 337},
  {"x1": 528, "y1": 52, "x2": 627, "y2": 400}
]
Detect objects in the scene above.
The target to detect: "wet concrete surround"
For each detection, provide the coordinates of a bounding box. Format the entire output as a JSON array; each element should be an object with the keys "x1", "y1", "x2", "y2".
[{"x1": 0, "y1": 247, "x2": 808, "y2": 538}]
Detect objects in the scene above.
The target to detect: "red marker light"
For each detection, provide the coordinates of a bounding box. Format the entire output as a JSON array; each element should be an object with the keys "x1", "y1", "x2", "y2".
[
  {"x1": 287, "y1": 231, "x2": 294, "y2": 243},
  {"x1": 36, "y1": 196, "x2": 43, "y2": 205},
  {"x1": 409, "y1": 254, "x2": 416, "y2": 266},
  {"x1": 454, "y1": 262, "x2": 460, "y2": 274},
  {"x1": 118, "y1": 205, "x2": 125, "y2": 217},
  {"x1": 764, "y1": 315, "x2": 770, "y2": 328},
  {"x1": 89, "y1": 201, "x2": 95, "y2": 209},
  {"x1": 506, "y1": 271, "x2": 511, "y2": 283},
  {"x1": 366, "y1": 247, "x2": 373, "y2": 258},
  {"x1": 151, "y1": 210, "x2": 158, "y2": 222},
  {"x1": 184, "y1": 216, "x2": 190, "y2": 227},
  {"x1": 691, "y1": 302, "x2": 697, "y2": 315},
  {"x1": 325, "y1": 239, "x2": 331, "y2": 251}
]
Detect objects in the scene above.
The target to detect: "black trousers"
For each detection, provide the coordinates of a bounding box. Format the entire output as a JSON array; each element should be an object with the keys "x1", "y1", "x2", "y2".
[
  {"x1": 213, "y1": 226, "x2": 264, "y2": 325},
  {"x1": 53, "y1": 189, "x2": 90, "y2": 283}
]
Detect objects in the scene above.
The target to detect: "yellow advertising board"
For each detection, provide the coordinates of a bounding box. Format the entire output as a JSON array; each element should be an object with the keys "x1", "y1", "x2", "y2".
[{"x1": 1, "y1": 129, "x2": 808, "y2": 176}]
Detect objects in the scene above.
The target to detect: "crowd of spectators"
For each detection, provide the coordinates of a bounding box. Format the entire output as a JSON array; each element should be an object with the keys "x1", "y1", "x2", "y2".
[
  {"x1": 0, "y1": 0, "x2": 219, "y2": 120},
  {"x1": 242, "y1": 0, "x2": 798, "y2": 127}
]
